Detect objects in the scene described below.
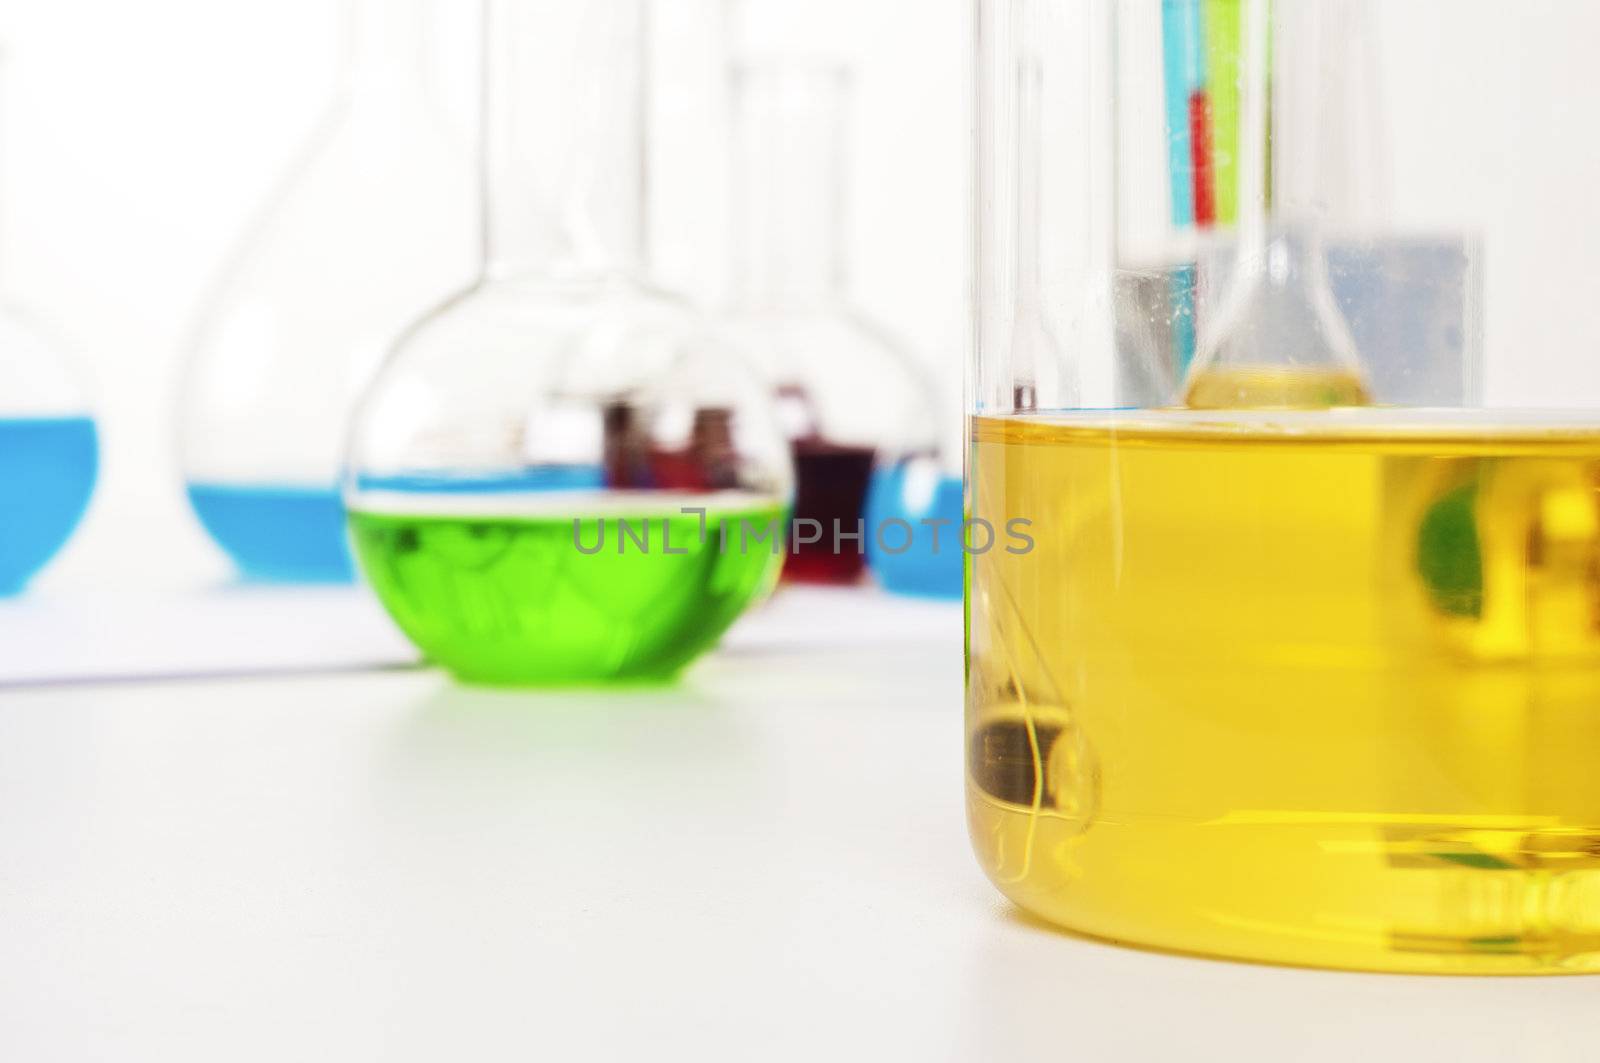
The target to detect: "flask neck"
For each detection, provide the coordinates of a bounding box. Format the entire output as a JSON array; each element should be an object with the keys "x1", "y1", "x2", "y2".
[
  {"x1": 480, "y1": 0, "x2": 648, "y2": 283},
  {"x1": 344, "y1": 0, "x2": 431, "y2": 98},
  {"x1": 1181, "y1": 0, "x2": 1372, "y2": 409},
  {"x1": 729, "y1": 63, "x2": 851, "y2": 312}
]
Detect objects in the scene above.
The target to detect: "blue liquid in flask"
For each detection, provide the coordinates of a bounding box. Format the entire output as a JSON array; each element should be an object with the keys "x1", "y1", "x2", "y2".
[
  {"x1": 0, "y1": 416, "x2": 98, "y2": 594},
  {"x1": 866, "y1": 462, "x2": 964, "y2": 600},
  {"x1": 355, "y1": 466, "x2": 605, "y2": 495},
  {"x1": 187, "y1": 482, "x2": 355, "y2": 584},
  {"x1": 190, "y1": 467, "x2": 608, "y2": 584}
]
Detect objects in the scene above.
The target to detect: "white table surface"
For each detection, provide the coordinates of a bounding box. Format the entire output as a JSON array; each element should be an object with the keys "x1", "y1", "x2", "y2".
[{"x1": 0, "y1": 589, "x2": 1594, "y2": 1062}]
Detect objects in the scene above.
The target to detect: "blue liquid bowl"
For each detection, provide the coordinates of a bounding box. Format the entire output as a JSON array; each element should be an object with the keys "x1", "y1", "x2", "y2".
[
  {"x1": 866, "y1": 461, "x2": 964, "y2": 600},
  {"x1": 188, "y1": 482, "x2": 355, "y2": 584},
  {"x1": 0, "y1": 416, "x2": 98, "y2": 595}
]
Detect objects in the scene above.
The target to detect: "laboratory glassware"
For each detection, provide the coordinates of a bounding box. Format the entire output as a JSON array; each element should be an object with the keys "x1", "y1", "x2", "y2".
[
  {"x1": 864, "y1": 396, "x2": 964, "y2": 600},
  {"x1": 344, "y1": 0, "x2": 791, "y2": 686},
  {"x1": 0, "y1": 64, "x2": 97, "y2": 595},
  {"x1": 180, "y1": 0, "x2": 476, "y2": 583},
  {"x1": 0, "y1": 306, "x2": 96, "y2": 596},
  {"x1": 724, "y1": 61, "x2": 938, "y2": 586},
  {"x1": 969, "y1": 0, "x2": 1600, "y2": 974}
]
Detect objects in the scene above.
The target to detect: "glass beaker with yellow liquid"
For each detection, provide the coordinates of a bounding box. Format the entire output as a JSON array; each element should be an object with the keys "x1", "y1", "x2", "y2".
[{"x1": 972, "y1": 0, "x2": 1600, "y2": 973}]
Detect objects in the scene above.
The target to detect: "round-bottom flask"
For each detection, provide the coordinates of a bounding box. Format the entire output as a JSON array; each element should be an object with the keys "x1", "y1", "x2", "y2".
[{"x1": 345, "y1": 0, "x2": 791, "y2": 686}]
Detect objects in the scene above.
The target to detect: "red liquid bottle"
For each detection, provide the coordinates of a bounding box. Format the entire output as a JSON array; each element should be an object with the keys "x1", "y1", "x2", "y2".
[{"x1": 786, "y1": 436, "x2": 876, "y2": 583}]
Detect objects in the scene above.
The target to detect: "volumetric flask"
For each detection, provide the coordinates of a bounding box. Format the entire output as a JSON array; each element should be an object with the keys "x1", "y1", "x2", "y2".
[
  {"x1": 972, "y1": 0, "x2": 1600, "y2": 974},
  {"x1": 344, "y1": 0, "x2": 791, "y2": 686},
  {"x1": 724, "y1": 61, "x2": 937, "y2": 586},
  {"x1": 0, "y1": 66, "x2": 96, "y2": 595},
  {"x1": 180, "y1": 0, "x2": 476, "y2": 583}
]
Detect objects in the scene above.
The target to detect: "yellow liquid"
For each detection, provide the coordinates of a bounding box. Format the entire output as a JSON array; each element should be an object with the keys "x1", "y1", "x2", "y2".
[
  {"x1": 968, "y1": 409, "x2": 1600, "y2": 973},
  {"x1": 1183, "y1": 365, "x2": 1373, "y2": 409}
]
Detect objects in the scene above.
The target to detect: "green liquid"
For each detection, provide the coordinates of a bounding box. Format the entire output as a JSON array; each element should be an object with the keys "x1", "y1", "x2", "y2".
[{"x1": 349, "y1": 501, "x2": 786, "y2": 685}]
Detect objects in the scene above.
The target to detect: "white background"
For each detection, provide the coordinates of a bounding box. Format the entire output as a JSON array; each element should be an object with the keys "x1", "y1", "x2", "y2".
[{"x1": 1, "y1": 0, "x2": 970, "y2": 591}]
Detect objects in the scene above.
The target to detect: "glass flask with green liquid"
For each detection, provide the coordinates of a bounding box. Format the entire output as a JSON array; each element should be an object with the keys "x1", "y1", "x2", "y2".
[{"x1": 344, "y1": 0, "x2": 792, "y2": 685}]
